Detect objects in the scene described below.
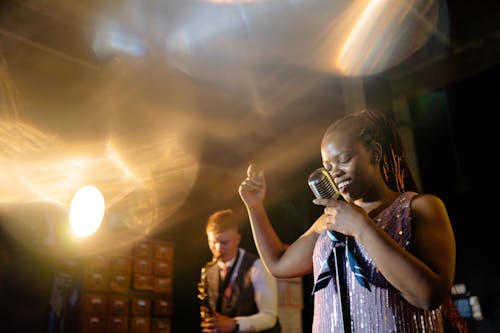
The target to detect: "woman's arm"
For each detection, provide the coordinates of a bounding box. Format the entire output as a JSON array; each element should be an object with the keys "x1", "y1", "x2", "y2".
[{"x1": 239, "y1": 164, "x2": 320, "y2": 278}]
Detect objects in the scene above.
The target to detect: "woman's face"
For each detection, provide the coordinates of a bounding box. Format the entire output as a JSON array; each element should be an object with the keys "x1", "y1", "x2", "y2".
[{"x1": 321, "y1": 131, "x2": 378, "y2": 202}]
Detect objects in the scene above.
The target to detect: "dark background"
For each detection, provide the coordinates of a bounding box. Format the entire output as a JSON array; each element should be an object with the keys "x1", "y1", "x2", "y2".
[{"x1": 1, "y1": 0, "x2": 500, "y2": 332}]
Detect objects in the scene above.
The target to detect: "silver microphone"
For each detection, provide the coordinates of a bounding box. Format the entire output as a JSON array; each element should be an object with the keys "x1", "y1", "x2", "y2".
[
  {"x1": 308, "y1": 167, "x2": 350, "y2": 333},
  {"x1": 308, "y1": 167, "x2": 341, "y2": 200}
]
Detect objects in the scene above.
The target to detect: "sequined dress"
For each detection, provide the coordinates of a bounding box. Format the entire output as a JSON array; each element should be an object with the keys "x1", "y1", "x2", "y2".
[{"x1": 312, "y1": 192, "x2": 444, "y2": 333}]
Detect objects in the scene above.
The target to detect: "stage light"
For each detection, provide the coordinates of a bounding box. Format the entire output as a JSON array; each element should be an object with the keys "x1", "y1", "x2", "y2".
[{"x1": 69, "y1": 185, "x2": 106, "y2": 237}]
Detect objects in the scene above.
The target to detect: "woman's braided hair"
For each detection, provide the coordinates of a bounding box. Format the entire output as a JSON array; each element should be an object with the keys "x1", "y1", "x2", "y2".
[{"x1": 328, "y1": 108, "x2": 418, "y2": 193}]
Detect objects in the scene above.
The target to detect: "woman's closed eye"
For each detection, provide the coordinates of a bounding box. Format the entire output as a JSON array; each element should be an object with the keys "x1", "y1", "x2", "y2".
[{"x1": 323, "y1": 154, "x2": 352, "y2": 172}]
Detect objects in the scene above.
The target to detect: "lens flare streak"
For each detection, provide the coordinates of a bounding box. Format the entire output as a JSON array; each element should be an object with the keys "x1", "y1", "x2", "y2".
[{"x1": 0, "y1": 118, "x2": 200, "y2": 256}]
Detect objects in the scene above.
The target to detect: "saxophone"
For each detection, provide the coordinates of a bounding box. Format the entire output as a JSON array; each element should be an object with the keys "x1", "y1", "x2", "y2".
[{"x1": 198, "y1": 258, "x2": 217, "y2": 321}]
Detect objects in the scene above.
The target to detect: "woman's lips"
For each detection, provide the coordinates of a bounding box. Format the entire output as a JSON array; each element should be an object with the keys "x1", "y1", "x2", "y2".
[{"x1": 336, "y1": 179, "x2": 351, "y2": 192}]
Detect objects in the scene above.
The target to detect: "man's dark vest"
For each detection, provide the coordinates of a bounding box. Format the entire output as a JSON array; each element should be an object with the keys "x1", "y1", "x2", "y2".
[{"x1": 206, "y1": 250, "x2": 281, "y2": 333}]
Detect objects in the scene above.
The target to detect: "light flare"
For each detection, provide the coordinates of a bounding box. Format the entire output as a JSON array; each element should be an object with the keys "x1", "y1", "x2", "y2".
[
  {"x1": 69, "y1": 185, "x2": 106, "y2": 237},
  {"x1": 0, "y1": 118, "x2": 200, "y2": 257},
  {"x1": 335, "y1": 0, "x2": 436, "y2": 76},
  {"x1": 200, "y1": 0, "x2": 272, "y2": 3}
]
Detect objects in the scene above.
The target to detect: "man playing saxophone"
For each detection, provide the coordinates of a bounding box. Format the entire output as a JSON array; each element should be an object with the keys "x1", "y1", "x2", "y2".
[{"x1": 199, "y1": 209, "x2": 281, "y2": 333}]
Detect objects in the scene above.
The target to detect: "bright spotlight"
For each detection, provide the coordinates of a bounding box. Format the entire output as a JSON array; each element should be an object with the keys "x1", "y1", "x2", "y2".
[{"x1": 69, "y1": 185, "x2": 105, "y2": 237}]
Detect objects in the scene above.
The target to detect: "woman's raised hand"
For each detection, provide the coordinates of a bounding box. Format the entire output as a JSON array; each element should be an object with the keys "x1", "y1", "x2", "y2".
[{"x1": 239, "y1": 164, "x2": 266, "y2": 208}]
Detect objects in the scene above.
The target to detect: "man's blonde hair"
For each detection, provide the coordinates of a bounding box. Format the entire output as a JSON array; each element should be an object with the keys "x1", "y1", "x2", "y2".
[{"x1": 206, "y1": 209, "x2": 240, "y2": 234}]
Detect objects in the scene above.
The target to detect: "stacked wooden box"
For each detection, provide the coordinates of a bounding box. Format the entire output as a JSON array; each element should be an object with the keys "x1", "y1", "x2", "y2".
[{"x1": 67, "y1": 239, "x2": 174, "y2": 333}]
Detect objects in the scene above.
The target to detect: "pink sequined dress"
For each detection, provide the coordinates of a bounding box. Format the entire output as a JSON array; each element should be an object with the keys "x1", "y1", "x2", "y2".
[{"x1": 312, "y1": 192, "x2": 444, "y2": 333}]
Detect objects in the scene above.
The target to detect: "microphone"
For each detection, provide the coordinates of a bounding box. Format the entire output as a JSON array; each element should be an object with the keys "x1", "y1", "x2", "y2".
[
  {"x1": 307, "y1": 166, "x2": 347, "y2": 241},
  {"x1": 308, "y1": 167, "x2": 353, "y2": 333},
  {"x1": 308, "y1": 167, "x2": 341, "y2": 201}
]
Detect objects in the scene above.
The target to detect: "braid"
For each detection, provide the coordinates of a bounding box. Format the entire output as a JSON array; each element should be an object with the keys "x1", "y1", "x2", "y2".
[{"x1": 330, "y1": 109, "x2": 417, "y2": 193}]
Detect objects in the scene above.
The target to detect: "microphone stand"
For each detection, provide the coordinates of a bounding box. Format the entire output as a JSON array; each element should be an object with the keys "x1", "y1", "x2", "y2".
[
  {"x1": 331, "y1": 232, "x2": 352, "y2": 333},
  {"x1": 333, "y1": 246, "x2": 346, "y2": 332}
]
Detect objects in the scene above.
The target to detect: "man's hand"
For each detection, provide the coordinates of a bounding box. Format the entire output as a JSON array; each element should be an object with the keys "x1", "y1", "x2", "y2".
[
  {"x1": 201, "y1": 312, "x2": 238, "y2": 333},
  {"x1": 214, "y1": 313, "x2": 238, "y2": 333},
  {"x1": 201, "y1": 315, "x2": 216, "y2": 333}
]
